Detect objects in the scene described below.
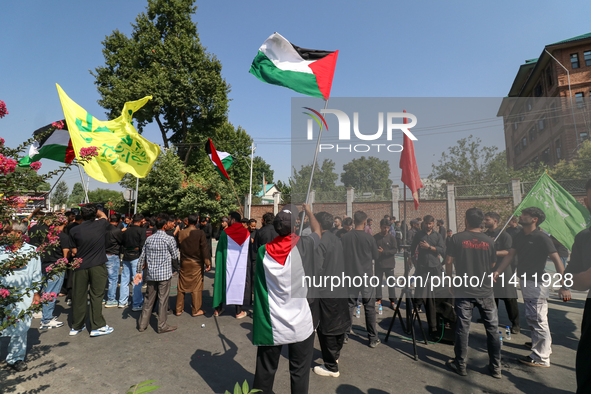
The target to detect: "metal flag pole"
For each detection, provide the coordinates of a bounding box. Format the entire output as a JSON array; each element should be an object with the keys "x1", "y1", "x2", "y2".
[
  {"x1": 299, "y1": 99, "x2": 329, "y2": 235},
  {"x1": 248, "y1": 142, "x2": 255, "y2": 218},
  {"x1": 76, "y1": 163, "x2": 89, "y2": 203},
  {"x1": 134, "y1": 176, "x2": 139, "y2": 214}
]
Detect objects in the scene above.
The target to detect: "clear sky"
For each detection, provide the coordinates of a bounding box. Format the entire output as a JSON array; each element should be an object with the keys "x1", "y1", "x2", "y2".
[{"x1": 2, "y1": 0, "x2": 591, "y2": 194}]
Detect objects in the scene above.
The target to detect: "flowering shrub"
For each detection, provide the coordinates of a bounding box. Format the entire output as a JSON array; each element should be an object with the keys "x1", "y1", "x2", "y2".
[
  {"x1": 0, "y1": 100, "x2": 8, "y2": 118},
  {"x1": 79, "y1": 146, "x2": 99, "y2": 158},
  {"x1": 51, "y1": 120, "x2": 64, "y2": 130},
  {"x1": 30, "y1": 161, "x2": 42, "y2": 172}
]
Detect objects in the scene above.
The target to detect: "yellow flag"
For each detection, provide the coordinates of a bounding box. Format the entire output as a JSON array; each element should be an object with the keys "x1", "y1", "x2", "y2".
[{"x1": 56, "y1": 84, "x2": 161, "y2": 183}]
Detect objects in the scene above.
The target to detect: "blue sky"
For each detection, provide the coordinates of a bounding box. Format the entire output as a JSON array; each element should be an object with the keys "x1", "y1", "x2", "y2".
[{"x1": 2, "y1": 0, "x2": 591, "y2": 194}]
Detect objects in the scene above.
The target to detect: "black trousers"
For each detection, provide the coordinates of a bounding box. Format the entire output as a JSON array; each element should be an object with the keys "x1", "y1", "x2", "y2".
[
  {"x1": 72, "y1": 264, "x2": 108, "y2": 331},
  {"x1": 318, "y1": 332, "x2": 345, "y2": 373},
  {"x1": 495, "y1": 297, "x2": 520, "y2": 327},
  {"x1": 253, "y1": 333, "x2": 315, "y2": 394},
  {"x1": 375, "y1": 266, "x2": 396, "y2": 302}
]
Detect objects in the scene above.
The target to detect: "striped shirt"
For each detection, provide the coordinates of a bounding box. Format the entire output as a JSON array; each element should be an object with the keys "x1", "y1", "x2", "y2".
[{"x1": 137, "y1": 230, "x2": 179, "y2": 282}]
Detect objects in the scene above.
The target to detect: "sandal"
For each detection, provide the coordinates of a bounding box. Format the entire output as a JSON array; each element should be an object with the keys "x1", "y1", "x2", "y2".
[
  {"x1": 192, "y1": 310, "x2": 205, "y2": 317},
  {"x1": 213, "y1": 308, "x2": 224, "y2": 317}
]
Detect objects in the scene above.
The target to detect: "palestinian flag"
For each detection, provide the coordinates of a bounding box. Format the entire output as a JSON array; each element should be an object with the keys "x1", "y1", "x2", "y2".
[
  {"x1": 18, "y1": 120, "x2": 75, "y2": 167},
  {"x1": 205, "y1": 138, "x2": 233, "y2": 180},
  {"x1": 249, "y1": 32, "x2": 339, "y2": 100},
  {"x1": 253, "y1": 234, "x2": 314, "y2": 346},
  {"x1": 213, "y1": 223, "x2": 251, "y2": 308}
]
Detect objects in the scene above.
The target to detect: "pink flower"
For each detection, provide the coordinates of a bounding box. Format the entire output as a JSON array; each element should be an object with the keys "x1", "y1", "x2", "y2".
[
  {"x1": 51, "y1": 120, "x2": 64, "y2": 130},
  {"x1": 0, "y1": 137, "x2": 4, "y2": 146},
  {"x1": 79, "y1": 146, "x2": 99, "y2": 158},
  {"x1": 30, "y1": 161, "x2": 42, "y2": 172},
  {"x1": 0, "y1": 100, "x2": 8, "y2": 118},
  {"x1": 0, "y1": 154, "x2": 17, "y2": 175},
  {"x1": 0, "y1": 289, "x2": 10, "y2": 298}
]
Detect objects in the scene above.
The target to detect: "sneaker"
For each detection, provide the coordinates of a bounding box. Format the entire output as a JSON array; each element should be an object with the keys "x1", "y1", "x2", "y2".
[
  {"x1": 66, "y1": 299, "x2": 72, "y2": 306},
  {"x1": 40, "y1": 317, "x2": 64, "y2": 330},
  {"x1": 118, "y1": 304, "x2": 126, "y2": 309},
  {"x1": 32, "y1": 312, "x2": 42, "y2": 319},
  {"x1": 8, "y1": 360, "x2": 27, "y2": 372},
  {"x1": 104, "y1": 301, "x2": 118, "y2": 308},
  {"x1": 132, "y1": 306, "x2": 143, "y2": 312},
  {"x1": 313, "y1": 365, "x2": 340, "y2": 377},
  {"x1": 369, "y1": 338, "x2": 381, "y2": 348},
  {"x1": 446, "y1": 359, "x2": 467, "y2": 376},
  {"x1": 511, "y1": 326, "x2": 520, "y2": 335},
  {"x1": 518, "y1": 355, "x2": 549, "y2": 368},
  {"x1": 69, "y1": 325, "x2": 86, "y2": 336},
  {"x1": 102, "y1": 299, "x2": 107, "y2": 305},
  {"x1": 90, "y1": 325, "x2": 114, "y2": 337},
  {"x1": 488, "y1": 364, "x2": 502, "y2": 379},
  {"x1": 343, "y1": 334, "x2": 348, "y2": 344}
]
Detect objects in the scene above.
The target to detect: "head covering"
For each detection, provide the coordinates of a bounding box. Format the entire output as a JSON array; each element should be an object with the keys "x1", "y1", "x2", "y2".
[{"x1": 274, "y1": 204, "x2": 299, "y2": 236}]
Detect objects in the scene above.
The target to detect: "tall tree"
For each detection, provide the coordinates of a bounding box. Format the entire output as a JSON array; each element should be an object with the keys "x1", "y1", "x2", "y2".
[
  {"x1": 68, "y1": 182, "x2": 86, "y2": 206},
  {"x1": 92, "y1": 0, "x2": 230, "y2": 162},
  {"x1": 51, "y1": 181, "x2": 69, "y2": 207},
  {"x1": 252, "y1": 156, "x2": 274, "y2": 188},
  {"x1": 341, "y1": 156, "x2": 392, "y2": 191},
  {"x1": 87, "y1": 188, "x2": 123, "y2": 204},
  {"x1": 291, "y1": 159, "x2": 340, "y2": 194}
]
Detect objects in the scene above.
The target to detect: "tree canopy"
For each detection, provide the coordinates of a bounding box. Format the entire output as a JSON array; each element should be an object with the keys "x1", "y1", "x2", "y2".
[
  {"x1": 51, "y1": 181, "x2": 69, "y2": 207},
  {"x1": 68, "y1": 182, "x2": 86, "y2": 206},
  {"x1": 341, "y1": 156, "x2": 392, "y2": 191},
  {"x1": 291, "y1": 159, "x2": 341, "y2": 194}
]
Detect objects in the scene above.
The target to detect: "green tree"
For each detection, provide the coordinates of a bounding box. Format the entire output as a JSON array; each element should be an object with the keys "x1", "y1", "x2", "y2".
[
  {"x1": 275, "y1": 179, "x2": 292, "y2": 203},
  {"x1": 549, "y1": 140, "x2": 591, "y2": 179},
  {"x1": 87, "y1": 188, "x2": 123, "y2": 204},
  {"x1": 341, "y1": 156, "x2": 392, "y2": 191},
  {"x1": 68, "y1": 182, "x2": 86, "y2": 206},
  {"x1": 252, "y1": 156, "x2": 274, "y2": 188},
  {"x1": 291, "y1": 159, "x2": 340, "y2": 194},
  {"x1": 51, "y1": 181, "x2": 69, "y2": 206},
  {"x1": 92, "y1": 0, "x2": 230, "y2": 162}
]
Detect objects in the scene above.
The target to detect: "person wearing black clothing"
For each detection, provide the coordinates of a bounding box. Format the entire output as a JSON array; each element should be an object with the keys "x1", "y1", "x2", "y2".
[
  {"x1": 437, "y1": 219, "x2": 447, "y2": 241},
  {"x1": 214, "y1": 216, "x2": 229, "y2": 241},
  {"x1": 335, "y1": 217, "x2": 352, "y2": 239},
  {"x1": 342, "y1": 211, "x2": 380, "y2": 348},
  {"x1": 406, "y1": 219, "x2": 420, "y2": 247},
  {"x1": 566, "y1": 179, "x2": 591, "y2": 393},
  {"x1": 494, "y1": 207, "x2": 571, "y2": 368},
  {"x1": 505, "y1": 217, "x2": 522, "y2": 239},
  {"x1": 484, "y1": 212, "x2": 519, "y2": 334},
  {"x1": 69, "y1": 204, "x2": 113, "y2": 337},
  {"x1": 374, "y1": 218, "x2": 398, "y2": 307},
  {"x1": 410, "y1": 215, "x2": 446, "y2": 337},
  {"x1": 550, "y1": 235, "x2": 569, "y2": 271},
  {"x1": 120, "y1": 214, "x2": 147, "y2": 310},
  {"x1": 104, "y1": 214, "x2": 123, "y2": 308},
  {"x1": 445, "y1": 208, "x2": 501, "y2": 378},
  {"x1": 199, "y1": 216, "x2": 213, "y2": 258},
  {"x1": 312, "y1": 211, "x2": 349, "y2": 378}
]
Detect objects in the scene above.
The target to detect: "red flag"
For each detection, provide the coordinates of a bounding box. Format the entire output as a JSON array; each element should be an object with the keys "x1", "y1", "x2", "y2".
[{"x1": 399, "y1": 111, "x2": 423, "y2": 210}]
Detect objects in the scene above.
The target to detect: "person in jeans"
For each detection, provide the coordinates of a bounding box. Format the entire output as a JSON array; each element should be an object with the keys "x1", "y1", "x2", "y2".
[
  {"x1": 68, "y1": 204, "x2": 113, "y2": 337},
  {"x1": 39, "y1": 217, "x2": 70, "y2": 329},
  {"x1": 493, "y1": 207, "x2": 571, "y2": 367},
  {"x1": 104, "y1": 213, "x2": 123, "y2": 308},
  {"x1": 342, "y1": 211, "x2": 380, "y2": 348},
  {"x1": 120, "y1": 213, "x2": 146, "y2": 311},
  {"x1": 445, "y1": 208, "x2": 501, "y2": 378},
  {"x1": 134, "y1": 213, "x2": 179, "y2": 334}
]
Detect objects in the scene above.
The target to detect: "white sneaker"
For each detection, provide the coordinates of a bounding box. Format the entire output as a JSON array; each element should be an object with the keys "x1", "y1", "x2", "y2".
[
  {"x1": 90, "y1": 325, "x2": 114, "y2": 337},
  {"x1": 40, "y1": 317, "x2": 64, "y2": 330},
  {"x1": 32, "y1": 312, "x2": 42, "y2": 319},
  {"x1": 69, "y1": 325, "x2": 86, "y2": 336},
  {"x1": 313, "y1": 365, "x2": 340, "y2": 377}
]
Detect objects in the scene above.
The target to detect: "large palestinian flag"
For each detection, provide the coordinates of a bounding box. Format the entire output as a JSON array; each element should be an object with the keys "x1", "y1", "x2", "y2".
[
  {"x1": 18, "y1": 120, "x2": 75, "y2": 167},
  {"x1": 205, "y1": 138, "x2": 233, "y2": 180},
  {"x1": 249, "y1": 32, "x2": 339, "y2": 100},
  {"x1": 213, "y1": 223, "x2": 250, "y2": 308},
  {"x1": 253, "y1": 234, "x2": 314, "y2": 346}
]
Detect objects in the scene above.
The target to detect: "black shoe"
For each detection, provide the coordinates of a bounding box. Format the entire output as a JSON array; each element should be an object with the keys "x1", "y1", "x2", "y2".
[
  {"x1": 369, "y1": 338, "x2": 380, "y2": 348},
  {"x1": 518, "y1": 355, "x2": 549, "y2": 368},
  {"x1": 8, "y1": 360, "x2": 27, "y2": 372},
  {"x1": 488, "y1": 364, "x2": 502, "y2": 379},
  {"x1": 446, "y1": 359, "x2": 467, "y2": 376},
  {"x1": 511, "y1": 326, "x2": 520, "y2": 335},
  {"x1": 343, "y1": 334, "x2": 348, "y2": 344}
]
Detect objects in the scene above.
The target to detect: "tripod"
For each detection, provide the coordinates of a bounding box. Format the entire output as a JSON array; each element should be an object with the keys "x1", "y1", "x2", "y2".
[{"x1": 384, "y1": 244, "x2": 428, "y2": 361}]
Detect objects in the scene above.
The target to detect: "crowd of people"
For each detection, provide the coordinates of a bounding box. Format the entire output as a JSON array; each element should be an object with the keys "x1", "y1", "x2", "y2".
[{"x1": 2, "y1": 179, "x2": 591, "y2": 394}]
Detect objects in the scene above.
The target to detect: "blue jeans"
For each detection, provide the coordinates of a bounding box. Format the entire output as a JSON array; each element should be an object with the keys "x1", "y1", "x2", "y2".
[
  {"x1": 1, "y1": 317, "x2": 31, "y2": 364},
  {"x1": 454, "y1": 297, "x2": 501, "y2": 371},
  {"x1": 41, "y1": 272, "x2": 65, "y2": 324},
  {"x1": 121, "y1": 259, "x2": 143, "y2": 308},
  {"x1": 105, "y1": 254, "x2": 120, "y2": 303}
]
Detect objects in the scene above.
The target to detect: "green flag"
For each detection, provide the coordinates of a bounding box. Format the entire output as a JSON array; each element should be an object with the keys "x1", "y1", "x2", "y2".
[{"x1": 513, "y1": 173, "x2": 590, "y2": 250}]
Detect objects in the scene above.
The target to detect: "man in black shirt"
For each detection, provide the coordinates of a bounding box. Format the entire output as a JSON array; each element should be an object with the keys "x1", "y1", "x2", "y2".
[
  {"x1": 69, "y1": 204, "x2": 113, "y2": 337},
  {"x1": 437, "y1": 219, "x2": 447, "y2": 241},
  {"x1": 199, "y1": 216, "x2": 213, "y2": 258},
  {"x1": 494, "y1": 207, "x2": 571, "y2": 368},
  {"x1": 406, "y1": 219, "x2": 420, "y2": 246},
  {"x1": 104, "y1": 213, "x2": 123, "y2": 308},
  {"x1": 410, "y1": 215, "x2": 446, "y2": 337},
  {"x1": 342, "y1": 211, "x2": 380, "y2": 348},
  {"x1": 505, "y1": 216, "x2": 522, "y2": 239},
  {"x1": 335, "y1": 217, "x2": 352, "y2": 239},
  {"x1": 565, "y1": 178, "x2": 591, "y2": 393},
  {"x1": 312, "y1": 212, "x2": 349, "y2": 378},
  {"x1": 374, "y1": 218, "x2": 398, "y2": 307},
  {"x1": 120, "y1": 214, "x2": 147, "y2": 311},
  {"x1": 445, "y1": 208, "x2": 500, "y2": 378},
  {"x1": 484, "y1": 212, "x2": 519, "y2": 334}
]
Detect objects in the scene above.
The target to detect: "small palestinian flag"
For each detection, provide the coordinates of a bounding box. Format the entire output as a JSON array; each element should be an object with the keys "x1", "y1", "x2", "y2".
[
  {"x1": 249, "y1": 32, "x2": 339, "y2": 100},
  {"x1": 253, "y1": 234, "x2": 314, "y2": 346},
  {"x1": 205, "y1": 138, "x2": 233, "y2": 180},
  {"x1": 212, "y1": 222, "x2": 251, "y2": 308},
  {"x1": 18, "y1": 120, "x2": 75, "y2": 167}
]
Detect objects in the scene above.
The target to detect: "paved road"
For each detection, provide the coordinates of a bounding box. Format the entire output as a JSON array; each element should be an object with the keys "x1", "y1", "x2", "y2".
[{"x1": 0, "y1": 255, "x2": 583, "y2": 394}]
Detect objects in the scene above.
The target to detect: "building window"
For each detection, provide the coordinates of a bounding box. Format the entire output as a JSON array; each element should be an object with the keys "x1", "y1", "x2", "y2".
[
  {"x1": 513, "y1": 121, "x2": 518, "y2": 131},
  {"x1": 541, "y1": 148, "x2": 550, "y2": 163},
  {"x1": 522, "y1": 137, "x2": 527, "y2": 148},
  {"x1": 538, "y1": 116, "x2": 546, "y2": 132},
  {"x1": 571, "y1": 53, "x2": 580, "y2": 69},
  {"x1": 529, "y1": 127, "x2": 536, "y2": 142},
  {"x1": 585, "y1": 50, "x2": 591, "y2": 67},
  {"x1": 534, "y1": 83, "x2": 543, "y2": 97},
  {"x1": 546, "y1": 66, "x2": 553, "y2": 86},
  {"x1": 581, "y1": 132, "x2": 590, "y2": 142},
  {"x1": 556, "y1": 139, "x2": 562, "y2": 160},
  {"x1": 514, "y1": 144, "x2": 521, "y2": 156},
  {"x1": 550, "y1": 102, "x2": 559, "y2": 125},
  {"x1": 576, "y1": 92, "x2": 584, "y2": 108}
]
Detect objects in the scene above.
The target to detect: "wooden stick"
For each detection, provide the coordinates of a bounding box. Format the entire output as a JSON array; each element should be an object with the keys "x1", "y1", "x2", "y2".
[{"x1": 228, "y1": 178, "x2": 244, "y2": 216}]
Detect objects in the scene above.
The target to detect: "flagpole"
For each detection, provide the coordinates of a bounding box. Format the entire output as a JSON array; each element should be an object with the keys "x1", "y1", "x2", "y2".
[
  {"x1": 299, "y1": 99, "x2": 330, "y2": 236},
  {"x1": 134, "y1": 177, "x2": 139, "y2": 215},
  {"x1": 228, "y1": 178, "x2": 244, "y2": 216},
  {"x1": 494, "y1": 215, "x2": 514, "y2": 242},
  {"x1": 76, "y1": 163, "x2": 89, "y2": 203},
  {"x1": 248, "y1": 142, "x2": 255, "y2": 218}
]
